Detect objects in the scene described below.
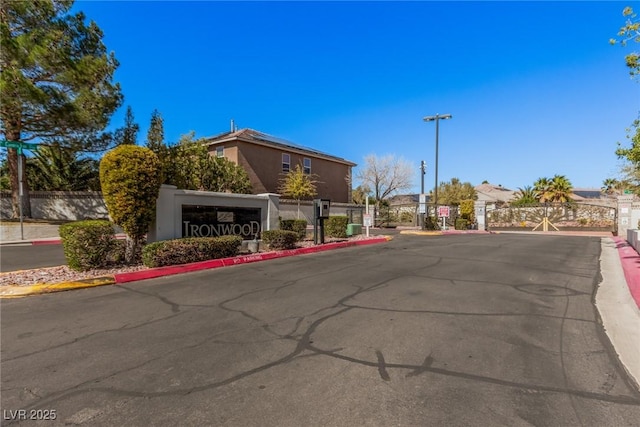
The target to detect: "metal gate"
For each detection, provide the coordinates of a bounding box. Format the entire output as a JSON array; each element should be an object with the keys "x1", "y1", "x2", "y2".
[{"x1": 487, "y1": 203, "x2": 617, "y2": 233}]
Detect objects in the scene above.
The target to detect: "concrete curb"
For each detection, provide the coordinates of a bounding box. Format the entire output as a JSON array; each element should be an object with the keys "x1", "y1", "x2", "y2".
[
  {"x1": 0, "y1": 236, "x2": 392, "y2": 298},
  {"x1": 596, "y1": 237, "x2": 640, "y2": 390},
  {"x1": 611, "y1": 236, "x2": 640, "y2": 309},
  {"x1": 400, "y1": 230, "x2": 494, "y2": 236},
  {"x1": 0, "y1": 276, "x2": 116, "y2": 298}
]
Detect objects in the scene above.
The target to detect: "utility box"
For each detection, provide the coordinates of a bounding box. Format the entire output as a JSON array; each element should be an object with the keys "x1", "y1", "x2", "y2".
[
  {"x1": 313, "y1": 199, "x2": 331, "y2": 244},
  {"x1": 346, "y1": 223, "x2": 362, "y2": 237},
  {"x1": 315, "y1": 199, "x2": 331, "y2": 219}
]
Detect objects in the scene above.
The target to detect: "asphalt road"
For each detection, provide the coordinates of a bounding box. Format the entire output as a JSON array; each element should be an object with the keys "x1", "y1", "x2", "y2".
[
  {"x1": 0, "y1": 244, "x2": 67, "y2": 272},
  {"x1": 2, "y1": 233, "x2": 639, "y2": 426}
]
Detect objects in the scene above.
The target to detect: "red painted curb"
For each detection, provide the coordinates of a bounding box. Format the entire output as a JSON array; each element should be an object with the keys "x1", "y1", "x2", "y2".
[
  {"x1": 32, "y1": 239, "x2": 62, "y2": 245},
  {"x1": 114, "y1": 237, "x2": 389, "y2": 284},
  {"x1": 612, "y1": 236, "x2": 640, "y2": 309}
]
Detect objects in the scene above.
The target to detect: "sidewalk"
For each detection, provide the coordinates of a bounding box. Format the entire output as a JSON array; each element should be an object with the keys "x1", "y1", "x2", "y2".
[{"x1": 0, "y1": 222, "x2": 63, "y2": 244}]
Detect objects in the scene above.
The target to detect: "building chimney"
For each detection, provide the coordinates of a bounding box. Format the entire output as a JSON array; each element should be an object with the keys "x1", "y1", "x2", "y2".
[{"x1": 230, "y1": 119, "x2": 235, "y2": 132}]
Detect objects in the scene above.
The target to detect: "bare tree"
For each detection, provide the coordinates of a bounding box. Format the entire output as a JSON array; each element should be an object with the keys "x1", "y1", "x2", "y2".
[{"x1": 356, "y1": 154, "x2": 414, "y2": 207}]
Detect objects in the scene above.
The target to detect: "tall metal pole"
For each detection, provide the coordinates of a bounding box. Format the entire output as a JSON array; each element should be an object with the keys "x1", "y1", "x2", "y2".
[
  {"x1": 420, "y1": 160, "x2": 426, "y2": 229},
  {"x1": 434, "y1": 118, "x2": 439, "y2": 211},
  {"x1": 17, "y1": 147, "x2": 24, "y2": 240},
  {"x1": 423, "y1": 113, "x2": 452, "y2": 222}
]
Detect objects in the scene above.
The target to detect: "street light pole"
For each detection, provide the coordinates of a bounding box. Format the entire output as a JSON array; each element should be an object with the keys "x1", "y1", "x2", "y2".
[
  {"x1": 420, "y1": 160, "x2": 426, "y2": 229},
  {"x1": 423, "y1": 113, "x2": 452, "y2": 219}
]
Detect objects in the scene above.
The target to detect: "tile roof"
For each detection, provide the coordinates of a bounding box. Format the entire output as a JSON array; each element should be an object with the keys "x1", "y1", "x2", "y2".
[{"x1": 475, "y1": 183, "x2": 515, "y2": 203}]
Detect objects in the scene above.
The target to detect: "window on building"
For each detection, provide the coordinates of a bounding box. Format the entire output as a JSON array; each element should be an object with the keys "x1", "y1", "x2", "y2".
[
  {"x1": 303, "y1": 158, "x2": 311, "y2": 174},
  {"x1": 216, "y1": 146, "x2": 224, "y2": 158},
  {"x1": 282, "y1": 153, "x2": 290, "y2": 173}
]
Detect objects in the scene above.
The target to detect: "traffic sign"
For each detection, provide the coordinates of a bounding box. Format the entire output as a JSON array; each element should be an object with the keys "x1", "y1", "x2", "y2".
[
  {"x1": 437, "y1": 206, "x2": 450, "y2": 218},
  {"x1": 363, "y1": 213, "x2": 373, "y2": 227}
]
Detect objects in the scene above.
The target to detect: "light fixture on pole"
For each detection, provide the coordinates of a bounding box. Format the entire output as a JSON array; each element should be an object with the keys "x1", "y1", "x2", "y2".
[{"x1": 422, "y1": 113, "x2": 452, "y2": 218}]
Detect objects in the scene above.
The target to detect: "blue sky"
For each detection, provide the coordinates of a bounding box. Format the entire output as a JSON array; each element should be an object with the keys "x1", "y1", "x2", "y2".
[{"x1": 74, "y1": 1, "x2": 640, "y2": 194}]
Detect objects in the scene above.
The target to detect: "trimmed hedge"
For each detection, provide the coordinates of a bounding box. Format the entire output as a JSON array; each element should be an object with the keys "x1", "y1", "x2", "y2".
[
  {"x1": 325, "y1": 215, "x2": 348, "y2": 238},
  {"x1": 100, "y1": 145, "x2": 161, "y2": 263},
  {"x1": 261, "y1": 230, "x2": 298, "y2": 250},
  {"x1": 280, "y1": 219, "x2": 307, "y2": 240},
  {"x1": 59, "y1": 220, "x2": 118, "y2": 271},
  {"x1": 142, "y1": 235, "x2": 242, "y2": 268}
]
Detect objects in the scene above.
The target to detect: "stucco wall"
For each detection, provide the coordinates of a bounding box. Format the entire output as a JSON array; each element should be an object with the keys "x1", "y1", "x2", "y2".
[
  {"x1": 1, "y1": 191, "x2": 108, "y2": 220},
  {"x1": 213, "y1": 141, "x2": 353, "y2": 203},
  {"x1": 148, "y1": 185, "x2": 280, "y2": 242}
]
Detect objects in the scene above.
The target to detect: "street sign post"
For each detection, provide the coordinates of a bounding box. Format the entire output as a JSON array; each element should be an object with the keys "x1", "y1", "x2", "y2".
[
  {"x1": 437, "y1": 206, "x2": 450, "y2": 218},
  {"x1": 437, "y1": 206, "x2": 450, "y2": 230},
  {"x1": 363, "y1": 213, "x2": 373, "y2": 227},
  {"x1": 0, "y1": 140, "x2": 40, "y2": 240}
]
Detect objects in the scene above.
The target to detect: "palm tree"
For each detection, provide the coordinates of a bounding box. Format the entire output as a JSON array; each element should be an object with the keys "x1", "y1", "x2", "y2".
[
  {"x1": 601, "y1": 178, "x2": 628, "y2": 195},
  {"x1": 26, "y1": 144, "x2": 100, "y2": 191},
  {"x1": 533, "y1": 177, "x2": 552, "y2": 202},
  {"x1": 511, "y1": 185, "x2": 537, "y2": 206},
  {"x1": 548, "y1": 174, "x2": 573, "y2": 203}
]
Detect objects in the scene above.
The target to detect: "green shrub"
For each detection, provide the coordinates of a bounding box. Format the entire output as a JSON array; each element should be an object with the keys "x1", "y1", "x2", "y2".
[
  {"x1": 59, "y1": 220, "x2": 118, "y2": 271},
  {"x1": 455, "y1": 218, "x2": 469, "y2": 230},
  {"x1": 280, "y1": 219, "x2": 307, "y2": 240},
  {"x1": 325, "y1": 215, "x2": 348, "y2": 238},
  {"x1": 424, "y1": 216, "x2": 440, "y2": 230},
  {"x1": 261, "y1": 230, "x2": 299, "y2": 250},
  {"x1": 399, "y1": 211, "x2": 414, "y2": 223},
  {"x1": 142, "y1": 235, "x2": 242, "y2": 268}
]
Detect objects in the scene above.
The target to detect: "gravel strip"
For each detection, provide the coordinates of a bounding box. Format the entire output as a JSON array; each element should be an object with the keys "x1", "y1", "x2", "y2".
[{"x1": 0, "y1": 265, "x2": 149, "y2": 287}]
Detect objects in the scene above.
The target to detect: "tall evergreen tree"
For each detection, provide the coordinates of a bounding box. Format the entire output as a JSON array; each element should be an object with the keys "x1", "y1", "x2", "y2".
[
  {"x1": 145, "y1": 109, "x2": 165, "y2": 153},
  {"x1": 0, "y1": 0, "x2": 122, "y2": 217},
  {"x1": 114, "y1": 106, "x2": 139, "y2": 145},
  {"x1": 145, "y1": 109, "x2": 169, "y2": 184}
]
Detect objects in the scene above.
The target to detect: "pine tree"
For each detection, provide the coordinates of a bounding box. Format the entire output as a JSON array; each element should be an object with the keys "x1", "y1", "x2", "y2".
[
  {"x1": 0, "y1": 0, "x2": 122, "y2": 217},
  {"x1": 114, "y1": 106, "x2": 139, "y2": 145}
]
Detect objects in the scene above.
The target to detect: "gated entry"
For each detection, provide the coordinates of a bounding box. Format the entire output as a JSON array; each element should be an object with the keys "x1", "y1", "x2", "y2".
[{"x1": 487, "y1": 203, "x2": 617, "y2": 233}]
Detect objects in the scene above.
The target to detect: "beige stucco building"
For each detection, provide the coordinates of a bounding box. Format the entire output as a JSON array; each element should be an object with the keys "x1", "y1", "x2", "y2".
[{"x1": 204, "y1": 128, "x2": 356, "y2": 203}]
